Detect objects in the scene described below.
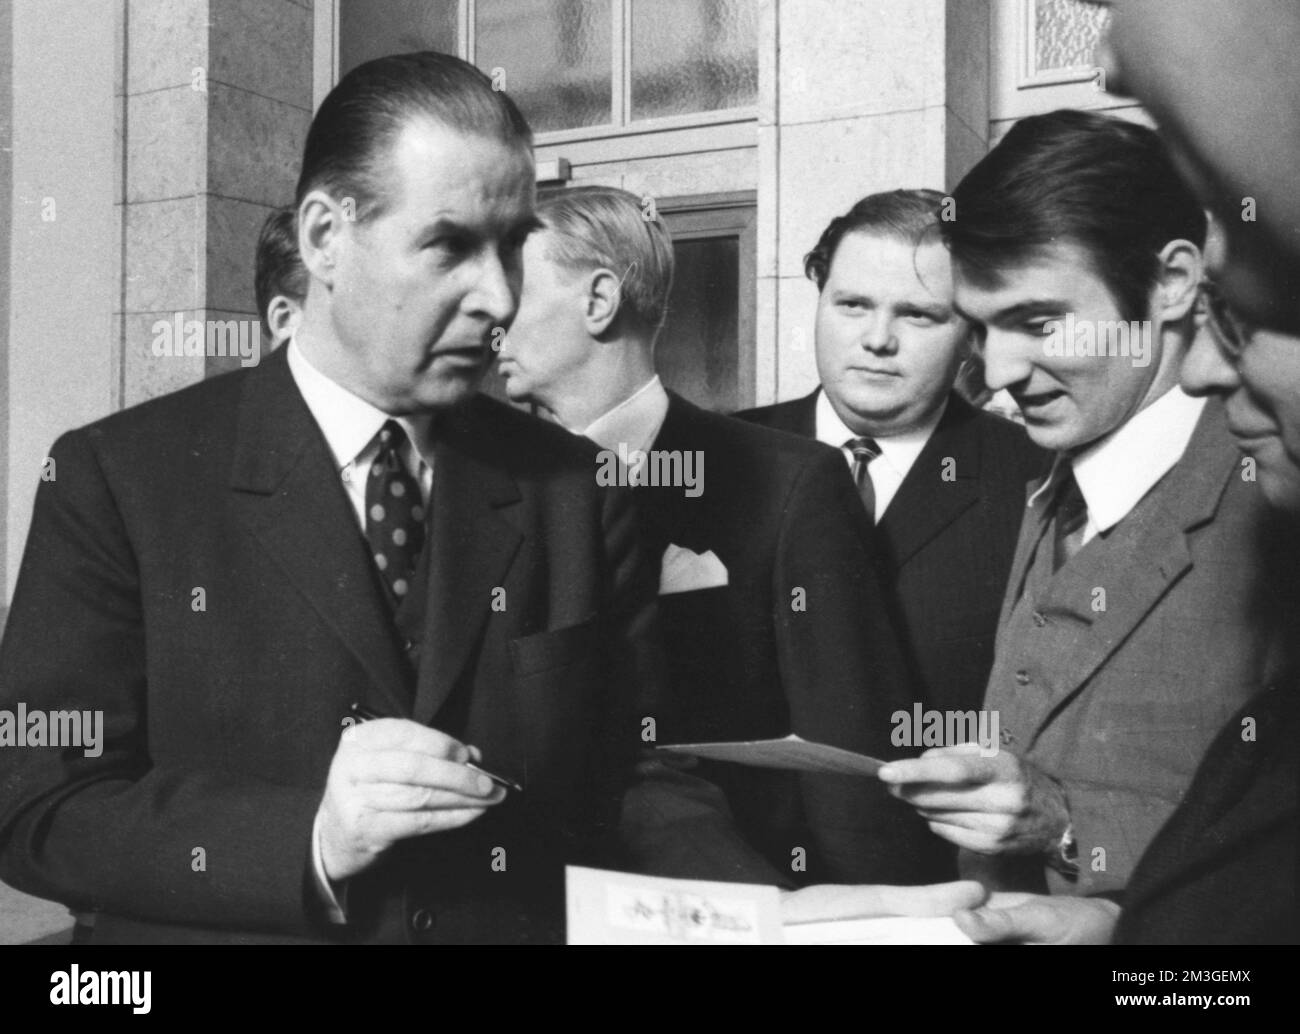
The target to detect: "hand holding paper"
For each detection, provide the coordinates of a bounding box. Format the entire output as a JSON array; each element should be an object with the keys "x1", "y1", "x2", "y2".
[{"x1": 878, "y1": 742, "x2": 1070, "y2": 855}]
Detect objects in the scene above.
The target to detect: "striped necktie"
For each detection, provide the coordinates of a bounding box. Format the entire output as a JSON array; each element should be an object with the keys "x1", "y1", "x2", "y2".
[{"x1": 847, "y1": 436, "x2": 882, "y2": 523}]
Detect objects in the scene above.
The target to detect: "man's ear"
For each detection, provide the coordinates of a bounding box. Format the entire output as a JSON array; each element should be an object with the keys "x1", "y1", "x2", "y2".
[
  {"x1": 265, "y1": 296, "x2": 301, "y2": 347},
  {"x1": 584, "y1": 268, "x2": 623, "y2": 336},
  {"x1": 1153, "y1": 239, "x2": 1205, "y2": 322},
  {"x1": 298, "y1": 190, "x2": 346, "y2": 289}
]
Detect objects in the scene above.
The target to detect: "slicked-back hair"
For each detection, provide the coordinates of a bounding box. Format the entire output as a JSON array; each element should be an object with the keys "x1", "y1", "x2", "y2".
[
  {"x1": 295, "y1": 51, "x2": 533, "y2": 223},
  {"x1": 941, "y1": 109, "x2": 1207, "y2": 323},
  {"x1": 805, "y1": 189, "x2": 948, "y2": 291},
  {"x1": 254, "y1": 206, "x2": 308, "y2": 321},
  {"x1": 535, "y1": 185, "x2": 675, "y2": 337}
]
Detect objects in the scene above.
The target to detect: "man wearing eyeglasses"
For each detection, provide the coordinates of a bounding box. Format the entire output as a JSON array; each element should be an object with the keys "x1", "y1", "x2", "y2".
[{"x1": 876, "y1": 110, "x2": 1299, "y2": 916}]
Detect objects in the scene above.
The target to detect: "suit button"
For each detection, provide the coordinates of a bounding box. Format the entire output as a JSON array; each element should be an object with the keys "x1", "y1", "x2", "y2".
[
  {"x1": 410, "y1": 908, "x2": 435, "y2": 933},
  {"x1": 1015, "y1": 670, "x2": 1030, "y2": 685},
  {"x1": 1032, "y1": 611, "x2": 1047, "y2": 627}
]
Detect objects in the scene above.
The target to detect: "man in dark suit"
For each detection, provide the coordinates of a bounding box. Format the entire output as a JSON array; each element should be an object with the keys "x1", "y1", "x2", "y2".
[
  {"x1": 882, "y1": 111, "x2": 1297, "y2": 910},
  {"x1": 497, "y1": 185, "x2": 948, "y2": 886},
  {"x1": 0, "y1": 53, "x2": 764, "y2": 945},
  {"x1": 739, "y1": 190, "x2": 1047, "y2": 720}
]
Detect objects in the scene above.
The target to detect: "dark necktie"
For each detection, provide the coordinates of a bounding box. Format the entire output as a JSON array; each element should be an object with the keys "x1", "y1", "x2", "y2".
[
  {"x1": 847, "y1": 436, "x2": 882, "y2": 523},
  {"x1": 365, "y1": 420, "x2": 426, "y2": 605},
  {"x1": 1052, "y1": 467, "x2": 1088, "y2": 572}
]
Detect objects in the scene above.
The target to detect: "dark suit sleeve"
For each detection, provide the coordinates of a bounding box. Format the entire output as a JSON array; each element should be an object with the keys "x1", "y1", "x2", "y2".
[
  {"x1": 0, "y1": 430, "x2": 323, "y2": 935},
  {"x1": 774, "y1": 450, "x2": 953, "y2": 883},
  {"x1": 607, "y1": 484, "x2": 788, "y2": 887}
]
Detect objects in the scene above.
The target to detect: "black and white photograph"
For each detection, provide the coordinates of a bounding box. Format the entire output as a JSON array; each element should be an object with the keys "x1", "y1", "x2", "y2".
[{"x1": 0, "y1": 0, "x2": 1295, "y2": 1006}]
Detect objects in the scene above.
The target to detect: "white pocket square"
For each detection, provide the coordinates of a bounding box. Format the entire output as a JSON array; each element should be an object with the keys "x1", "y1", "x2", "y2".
[{"x1": 658, "y1": 544, "x2": 729, "y2": 595}]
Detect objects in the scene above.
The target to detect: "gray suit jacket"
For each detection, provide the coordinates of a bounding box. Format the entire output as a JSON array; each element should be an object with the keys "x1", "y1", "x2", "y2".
[{"x1": 964, "y1": 398, "x2": 1300, "y2": 895}]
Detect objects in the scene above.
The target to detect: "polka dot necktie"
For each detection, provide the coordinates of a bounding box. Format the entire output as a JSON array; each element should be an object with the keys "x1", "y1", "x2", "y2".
[
  {"x1": 365, "y1": 420, "x2": 426, "y2": 605},
  {"x1": 846, "y1": 436, "x2": 882, "y2": 523}
]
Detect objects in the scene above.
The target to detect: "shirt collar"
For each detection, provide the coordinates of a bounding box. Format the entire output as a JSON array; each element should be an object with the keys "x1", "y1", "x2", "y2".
[
  {"x1": 1028, "y1": 386, "x2": 1207, "y2": 533},
  {"x1": 578, "y1": 375, "x2": 670, "y2": 455},
  {"x1": 286, "y1": 338, "x2": 434, "y2": 469},
  {"x1": 814, "y1": 388, "x2": 945, "y2": 477}
]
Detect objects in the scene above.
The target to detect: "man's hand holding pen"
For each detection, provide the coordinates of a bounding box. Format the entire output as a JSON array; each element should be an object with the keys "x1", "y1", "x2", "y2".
[{"x1": 317, "y1": 715, "x2": 508, "y2": 883}]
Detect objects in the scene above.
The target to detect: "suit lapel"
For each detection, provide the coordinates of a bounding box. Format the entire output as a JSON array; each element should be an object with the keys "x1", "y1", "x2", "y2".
[
  {"x1": 877, "y1": 395, "x2": 981, "y2": 568},
  {"x1": 1033, "y1": 399, "x2": 1238, "y2": 716},
  {"x1": 999, "y1": 479, "x2": 1050, "y2": 630},
  {"x1": 412, "y1": 401, "x2": 524, "y2": 724},
  {"x1": 638, "y1": 394, "x2": 706, "y2": 552},
  {"x1": 230, "y1": 348, "x2": 412, "y2": 717}
]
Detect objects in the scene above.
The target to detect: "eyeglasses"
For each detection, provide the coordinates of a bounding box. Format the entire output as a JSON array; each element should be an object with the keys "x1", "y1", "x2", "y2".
[{"x1": 1199, "y1": 279, "x2": 1253, "y2": 361}]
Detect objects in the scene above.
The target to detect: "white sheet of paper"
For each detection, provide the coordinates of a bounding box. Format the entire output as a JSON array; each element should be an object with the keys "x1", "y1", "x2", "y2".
[
  {"x1": 658, "y1": 733, "x2": 885, "y2": 777},
  {"x1": 566, "y1": 866, "x2": 783, "y2": 945},
  {"x1": 783, "y1": 916, "x2": 974, "y2": 945}
]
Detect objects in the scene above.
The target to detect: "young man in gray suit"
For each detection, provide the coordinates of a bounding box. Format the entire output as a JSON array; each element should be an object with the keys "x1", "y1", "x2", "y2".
[{"x1": 880, "y1": 110, "x2": 1298, "y2": 903}]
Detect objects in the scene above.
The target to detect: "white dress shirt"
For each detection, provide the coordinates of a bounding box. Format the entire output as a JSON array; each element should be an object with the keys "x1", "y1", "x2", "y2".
[
  {"x1": 814, "y1": 389, "x2": 945, "y2": 522},
  {"x1": 574, "y1": 375, "x2": 671, "y2": 456},
  {"x1": 287, "y1": 338, "x2": 436, "y2": 924},
  {"x1": 1028, "y1": 386, "x2": 1207, "y2": 546},
  {"x1": 287, "y1": 339, "x2": 434, "y2": 524}
]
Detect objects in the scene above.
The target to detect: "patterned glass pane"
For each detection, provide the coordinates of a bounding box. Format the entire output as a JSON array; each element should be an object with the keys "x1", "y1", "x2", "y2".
[
  {"x1": 477, "y1": 0, "x2": 613, "y2": 132},
  {"x1": 339, "y1": 0, "x2": 459, "y2": 77},
  {"x1": 1035, "y1": 0, "x2": 1111, "y2": 72},
  {"x1": 631, "y1": 0, "x2": 757, "y2": 121}
]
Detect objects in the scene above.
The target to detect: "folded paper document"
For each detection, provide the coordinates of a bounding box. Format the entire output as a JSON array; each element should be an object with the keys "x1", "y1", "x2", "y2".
[
  {"x1": 567, "y1": 866, "x2": 783, "y2": 945},
  {"x1": 566, "y1": 867, "x2": 974, "y2": 945},
  {"x1": 657, "y1": 733, "x2": 885, "y2": 777}
]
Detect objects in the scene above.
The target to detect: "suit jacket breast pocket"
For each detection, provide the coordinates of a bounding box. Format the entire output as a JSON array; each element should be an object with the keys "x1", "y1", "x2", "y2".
[
  {"x1": 507, "y1": 618, "x2": 605, "y2": 800},
  {"x1": 509, "y1": 616, "x2": 601, "y2": 679}
]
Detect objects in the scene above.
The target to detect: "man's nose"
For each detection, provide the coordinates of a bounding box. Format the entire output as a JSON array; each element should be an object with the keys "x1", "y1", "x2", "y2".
[
  {"x1": 1180, "y1": 323, "x2": 1241, "y2": 397},
  {"x1": 464, "y1": 251, "x2": 518, "y2": 326},
  {"x1": 981, "y1": 332, "x2": 1033, "y2": 392},
  {"x1": 859, "y1": 312, "x2": 897, "y2": 353}
]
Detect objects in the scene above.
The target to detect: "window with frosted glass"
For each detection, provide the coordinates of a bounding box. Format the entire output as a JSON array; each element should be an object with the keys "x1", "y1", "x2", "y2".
[
  {"x1": 338, "y1": 0, "x2": 458, "y2": 77},
  {"x1": 1034, "y1": 0, "x2": 1111, "y2": 73},
  {"x1": 630, "y1": 0, "x2": 757, "y2": 122},
  {"x1": 476, "y1": 0, "x2": 613, "y2": 132}
]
